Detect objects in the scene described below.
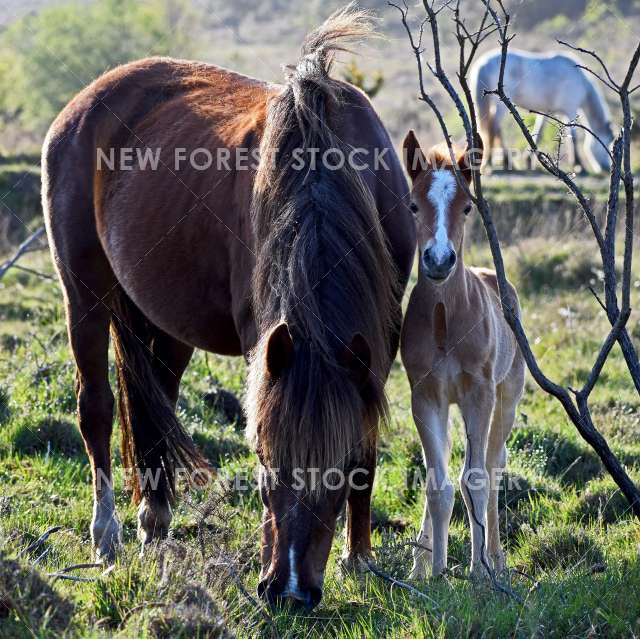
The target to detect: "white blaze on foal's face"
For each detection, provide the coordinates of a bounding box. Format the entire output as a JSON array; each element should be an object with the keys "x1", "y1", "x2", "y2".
[{"x1": 426, "y1": 169, "x2": 457, "y2": 262}]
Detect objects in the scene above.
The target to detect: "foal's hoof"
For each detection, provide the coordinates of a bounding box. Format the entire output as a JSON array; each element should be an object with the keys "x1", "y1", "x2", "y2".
[{"x1": 469, "y1": 562, "x2": 493, "y2": 583}]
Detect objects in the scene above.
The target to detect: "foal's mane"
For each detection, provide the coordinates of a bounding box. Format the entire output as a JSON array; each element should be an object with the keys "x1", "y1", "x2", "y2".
[{"x1": 246, "y1": 5, "x2": 396, "y2": 485}]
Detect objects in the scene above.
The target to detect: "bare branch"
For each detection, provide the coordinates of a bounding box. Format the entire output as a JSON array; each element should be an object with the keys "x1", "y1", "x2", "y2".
[
  {"x1": 527, "y1": 109, "x2": 614, "y2": 163},
  {"x1": 0, "y1": 227, "x2": 46, "y2": 281},
  {"x1": 557, "y1": 39, "x2": 620, "y2": 90}
]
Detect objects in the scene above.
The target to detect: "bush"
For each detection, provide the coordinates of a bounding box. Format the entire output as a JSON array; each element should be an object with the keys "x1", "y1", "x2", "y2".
[
  {"x1": 509, "y1": 426, "x2": 602, "y2": 486},
  {"x1": 0, "y1": 0, "x2": 197, "y2": 143},
  {"x1": 10, "y1": 417, "x2": 85, "y2": 458}
]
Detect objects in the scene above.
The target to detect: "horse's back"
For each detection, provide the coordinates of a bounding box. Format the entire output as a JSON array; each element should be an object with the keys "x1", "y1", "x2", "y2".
[
  {"x1": 472, "y1": 48, "x2": 587, "y2": 112},
  {"x1": 43, "y1": 57, "x2": 276, "y2": 351}
]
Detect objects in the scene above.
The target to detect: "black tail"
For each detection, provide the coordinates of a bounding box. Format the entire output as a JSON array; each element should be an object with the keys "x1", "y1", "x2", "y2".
[{"x1": 110, "y1": 289, "x2": 207, "y2": 505}]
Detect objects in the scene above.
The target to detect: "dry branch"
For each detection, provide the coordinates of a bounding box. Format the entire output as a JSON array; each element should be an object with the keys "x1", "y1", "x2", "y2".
[
  {"x1": 395, "y1": 0, "x2": 640, "y2": 521},
  {"x1": 0, "y1": 227, "x2": 46, "y2": 281}
]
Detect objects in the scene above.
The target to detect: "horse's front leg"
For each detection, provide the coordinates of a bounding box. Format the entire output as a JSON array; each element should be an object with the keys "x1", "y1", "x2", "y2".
[
  {"x1": 342, "y1": 439, "x2": 376, "y2": 571},
  {"x1": 459, "y1": 383, "x2": 494, "y2": 578},
  {"x1": 410, "y1": 391, "x2": 452, "y2": 578}
]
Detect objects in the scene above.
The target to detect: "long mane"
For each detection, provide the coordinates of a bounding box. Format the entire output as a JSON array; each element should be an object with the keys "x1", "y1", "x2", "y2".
[{"x1": 245, "y1": 4, "x2": 397, "y2": 486}]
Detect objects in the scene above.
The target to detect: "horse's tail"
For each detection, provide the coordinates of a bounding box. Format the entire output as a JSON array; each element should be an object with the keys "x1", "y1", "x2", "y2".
[{"x1": 110, "y1": 289, "x2": 207, "y2": 506}]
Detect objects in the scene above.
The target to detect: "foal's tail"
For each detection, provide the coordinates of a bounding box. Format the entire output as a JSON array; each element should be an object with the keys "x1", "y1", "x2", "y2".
[{"x1": 110, "y1": 289, "x2": 207, "y2": 506}]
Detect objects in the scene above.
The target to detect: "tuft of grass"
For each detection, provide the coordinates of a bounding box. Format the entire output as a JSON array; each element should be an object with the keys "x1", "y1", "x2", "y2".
[
  {"x1": 0, "y1": 551, "x2": 74, "y2": 636},
  {"x1": 8, "y1": 417, "x2": 85, "y2": 458},
  {"x1": 567, "y1": 477, "x2": 636, "y2": 525},
  {"x1": 516, "y1": 524, "x2": 605, "y2": 574}
]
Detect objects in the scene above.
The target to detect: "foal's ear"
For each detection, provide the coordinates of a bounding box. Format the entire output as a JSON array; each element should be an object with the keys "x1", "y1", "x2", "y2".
[
  {"x1": 403, "y1": 130, "x2": 426, "y2": 182},
  {"x1": 458, "y1": 135, "x2": 484, "y2": 182},
  {"x1": 339, "y1": 333, "x2": 372, "y2": 387},
  {"x1": 266, "y1": 322, "x2": 294, "y2": 379}
]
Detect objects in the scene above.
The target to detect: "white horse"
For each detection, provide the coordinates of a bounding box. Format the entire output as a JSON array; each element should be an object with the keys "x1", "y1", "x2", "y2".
[{"x1": 470, "y1": 48, "x2": 614, "y2": 173}]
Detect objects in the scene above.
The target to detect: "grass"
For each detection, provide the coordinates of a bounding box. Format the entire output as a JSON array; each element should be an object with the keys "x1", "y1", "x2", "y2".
[{"x1": 0, "y1": 226, "x2": 639, "y2": 637}]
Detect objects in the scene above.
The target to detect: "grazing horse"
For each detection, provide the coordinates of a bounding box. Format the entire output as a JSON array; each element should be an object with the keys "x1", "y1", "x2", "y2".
[
  {"x1": 42, "y1": 7, "x2": 415, "y2": 609},
  {"x1": 400, "y1": 131, "x2": 524, "y2": 578},
  {"x1": 471, "y1": 48, "x2": 613, "y2": 173}
]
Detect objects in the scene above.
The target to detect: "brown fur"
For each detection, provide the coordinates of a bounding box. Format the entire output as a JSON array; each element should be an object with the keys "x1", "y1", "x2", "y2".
[
  {"x1": 401, "y1": 130, "x2": 524, "y2": 578},
  {"x1": 246, "y1": 8, "x2": 397, "y2": 486},
  {"x1": 42, "y1": 4, "x2": 415, "y2": 604}
]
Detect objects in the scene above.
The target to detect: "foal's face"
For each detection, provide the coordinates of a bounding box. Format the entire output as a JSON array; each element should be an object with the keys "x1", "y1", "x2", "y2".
[{"x1": 403, "y1": 131, "x2": 475, "y2": 284}]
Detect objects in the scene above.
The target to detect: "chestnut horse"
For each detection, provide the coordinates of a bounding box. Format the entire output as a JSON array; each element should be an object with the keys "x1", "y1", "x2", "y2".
[
  {"x1": 401, "y1": 132, "x2": 524, "y2": 579},
  {"x1": 42, "y1": 7, "x2": 414, "y2": 609}
]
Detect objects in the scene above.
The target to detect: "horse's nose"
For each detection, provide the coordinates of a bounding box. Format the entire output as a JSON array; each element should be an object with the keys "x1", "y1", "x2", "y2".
[
  {"x1": 257, "y1": 579, "x2": 322, "y2": 610},
  {"x1": 422, "y1": 246, "x2": 456, "y2": 281}
]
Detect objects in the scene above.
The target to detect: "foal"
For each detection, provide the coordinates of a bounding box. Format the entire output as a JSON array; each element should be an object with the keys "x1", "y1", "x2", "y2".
[{"x1": 400, "y1": 131, "x2": 525, "y2": 578}]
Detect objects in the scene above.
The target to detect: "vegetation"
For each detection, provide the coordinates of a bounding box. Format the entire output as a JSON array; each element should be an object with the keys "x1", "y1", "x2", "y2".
[
  {"x1": 1, "y1": 0, "x2": 639, "y2": 636},
  {"x1": 0, "y1": 0, "x2": 196, "y2": 147},
  {"x1": 0, "y1": 236, "x2": 639, "y2": 637}
]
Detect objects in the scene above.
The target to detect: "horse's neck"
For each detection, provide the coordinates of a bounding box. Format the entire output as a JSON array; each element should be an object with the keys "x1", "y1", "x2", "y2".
[{"x1": 417, "y1": 262, "x2": 471, "y2": 322}]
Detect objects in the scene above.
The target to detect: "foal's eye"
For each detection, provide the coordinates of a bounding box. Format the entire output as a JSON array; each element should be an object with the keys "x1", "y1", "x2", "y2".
[
  {"x1": 464, "y1": 205, "x2": 472, "y2": 215},
  {"x1": 409, "y1": 202, "x2": 418, "y2": 214}
]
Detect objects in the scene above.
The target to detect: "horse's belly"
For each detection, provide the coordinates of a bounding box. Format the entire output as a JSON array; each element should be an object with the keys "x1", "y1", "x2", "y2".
[{"x1": 99, "y1": 192, "x2": 249, "y2": 356}]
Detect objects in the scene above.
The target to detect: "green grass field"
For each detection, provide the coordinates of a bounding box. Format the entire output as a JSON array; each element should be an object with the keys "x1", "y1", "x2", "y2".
[{"x1": 0, "y1": 224, "x2": 639, "y2": 637}]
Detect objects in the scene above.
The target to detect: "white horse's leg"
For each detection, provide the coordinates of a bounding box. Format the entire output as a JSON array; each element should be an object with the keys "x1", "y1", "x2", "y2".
[
  {"x1": 410, "y1": 393, "x2": 452, "y2": 578},
  {"x1": 459, "y1": 386, "x2": 494, "y2": 577},
  {"x1": 486, "y1": 358, "x2": 524, "y2": 573},
  {"x1": 528, "y1": 114, "x2": 546, "y2": 169},
  {"x1": 492, "y1": 103, "x2": 508, "y2": 169}
]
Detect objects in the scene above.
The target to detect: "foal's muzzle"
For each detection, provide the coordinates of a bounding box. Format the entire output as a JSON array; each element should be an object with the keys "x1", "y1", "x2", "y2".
[{"x1": 422, "y1": 246, "x2": 457, "y2": 282}]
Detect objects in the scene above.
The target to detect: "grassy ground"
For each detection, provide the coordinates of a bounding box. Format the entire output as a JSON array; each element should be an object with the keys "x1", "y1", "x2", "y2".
[{"x1": 0, "y1": 227, "x2": 639, "y2": 637}]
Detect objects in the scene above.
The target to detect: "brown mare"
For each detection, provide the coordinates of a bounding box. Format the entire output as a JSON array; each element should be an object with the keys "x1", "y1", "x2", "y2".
[
  {"x1": 42, "y1": 7, "x2": 415, "y2": 609},
  {"x1": 400, "y1": 131, "x2": 524, "y2": 578}
]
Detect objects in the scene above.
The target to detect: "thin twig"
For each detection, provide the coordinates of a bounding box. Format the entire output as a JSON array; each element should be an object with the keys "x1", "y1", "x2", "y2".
[
  {"x1": 19, "y1": 525, "x2": 63, "y2": 558},
  {"x1": 366, "y1": 561, "x2": 440, "y2": 606}
]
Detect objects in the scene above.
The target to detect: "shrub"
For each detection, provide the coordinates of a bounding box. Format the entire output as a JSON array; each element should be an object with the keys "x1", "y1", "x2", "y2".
[{"x1": 0, "y1": 0, "x2": 197, "y2": 142}]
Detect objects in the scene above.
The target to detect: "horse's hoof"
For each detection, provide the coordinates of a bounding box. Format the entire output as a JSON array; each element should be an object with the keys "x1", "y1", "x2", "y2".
[
  {"x1": 339, "y1": 552, "x2": 371, "y2": 577},
  {"x1": 137, "y1": 498, "x2": 171, "y2": 546},
  {"x1": 92, "y1": 517, "x2": 122, "y2": 565}
]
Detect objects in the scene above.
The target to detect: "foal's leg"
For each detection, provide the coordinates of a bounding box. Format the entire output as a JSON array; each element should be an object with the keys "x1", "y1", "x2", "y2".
[
  {"x1": 410, "y1": 392, "x2": 452, "y2": 578},
  {"x1": 486, "y1": 357, "x2": 525, "y2": 573},
  {"x1": 459, "y1": 384, "x2": 494, "y2": 577},
  {"x1": 137, "y1": 329, "x2": 194, "y2": 546}
]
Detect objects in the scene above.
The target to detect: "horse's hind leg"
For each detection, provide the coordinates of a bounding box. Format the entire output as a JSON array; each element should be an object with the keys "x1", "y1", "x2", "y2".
[
  {"x1": 62, "y1": 274, "x2": 121, "y2": 562},
  {"x1": 136, "y1": 330, "x2": 194, "y2": 545},
  {"x1": 486, "y1": 356, "x2": 524, "y2": 573}
]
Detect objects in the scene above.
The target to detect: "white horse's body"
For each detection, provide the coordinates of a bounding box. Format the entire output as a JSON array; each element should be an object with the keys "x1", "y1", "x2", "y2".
[{"x1": 470, "y1": 48, "x2": 613, "y2": 172}]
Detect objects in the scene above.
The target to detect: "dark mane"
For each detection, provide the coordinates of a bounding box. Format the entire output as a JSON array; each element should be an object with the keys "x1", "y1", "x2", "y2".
[{"x1": 246, "y1": 5, "x2": 397, "y2": 486}]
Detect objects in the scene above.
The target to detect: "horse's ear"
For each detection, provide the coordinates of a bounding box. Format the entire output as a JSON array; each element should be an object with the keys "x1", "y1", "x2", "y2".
[
  {"x1": 403, "y1": 130, "x2": 426, "y2": 182},
  {"x1": 339, "y1": 333, "x2": 372, "y2": 387},
  {"x1": 266, "y1": 322, "x2": 294, "y2": 379},
  {"x1": 458, "y1": 135, "x2": 483, "y2": 182}
]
